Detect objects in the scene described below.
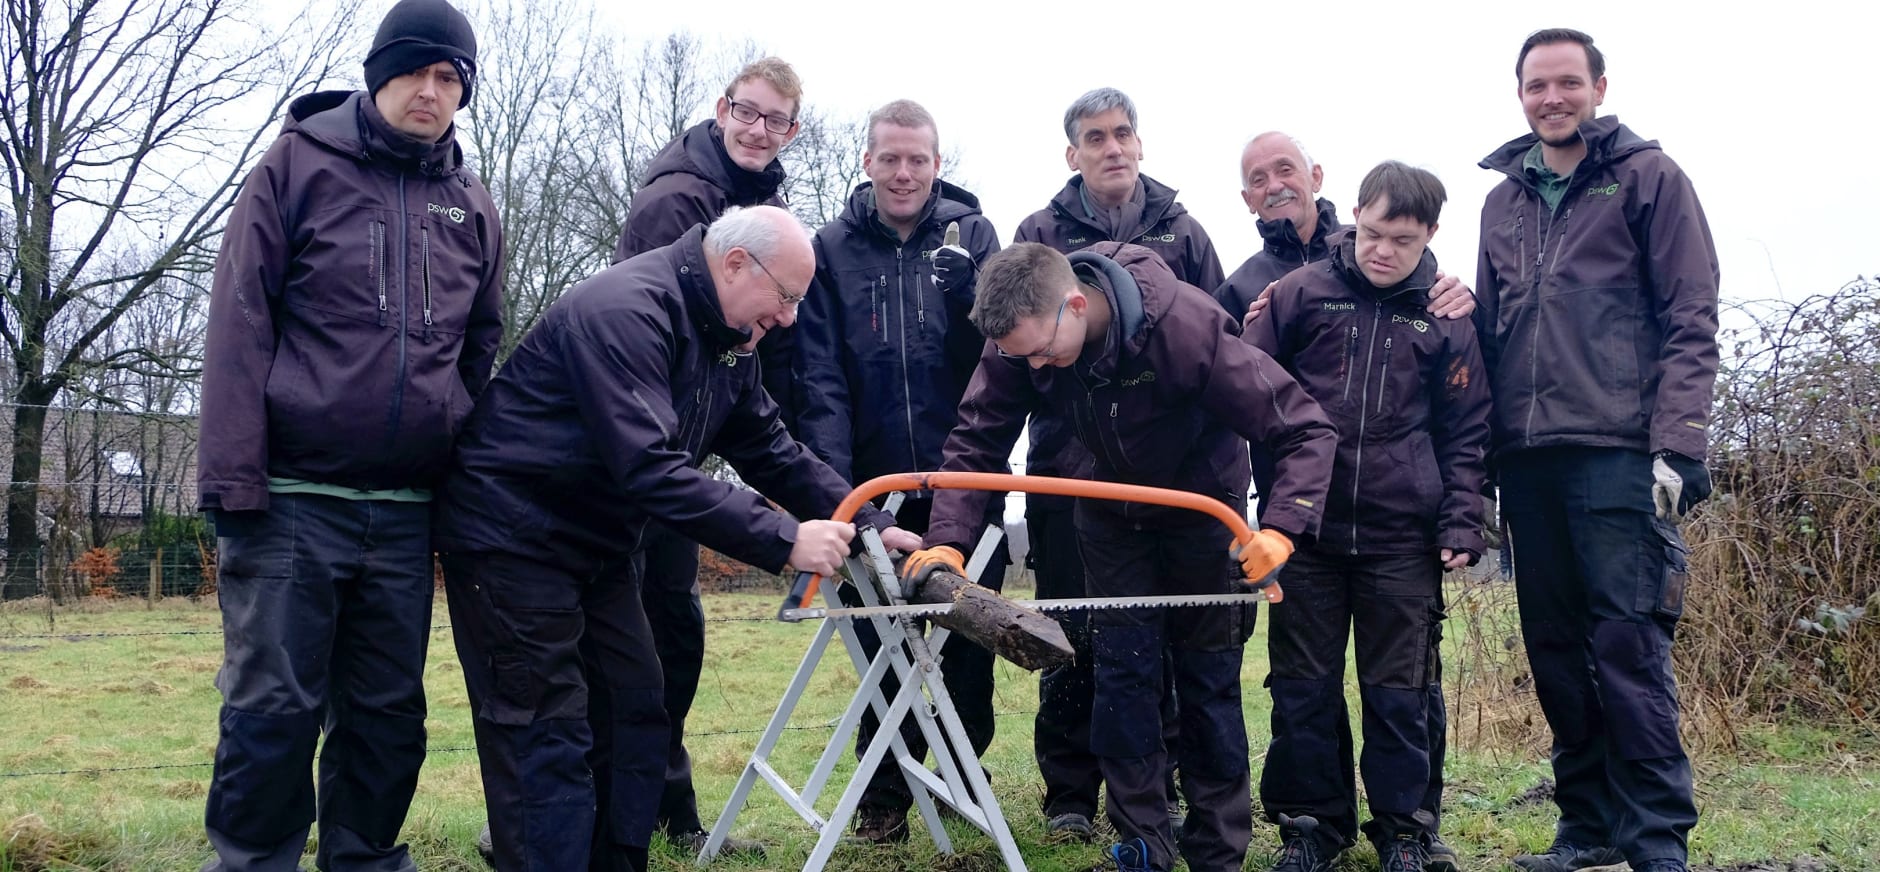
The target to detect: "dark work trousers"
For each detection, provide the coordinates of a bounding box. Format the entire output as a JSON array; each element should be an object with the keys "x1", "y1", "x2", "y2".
[
  {"x1": 203, "y1": 493, "x2": 431, "y2": 872},
  {"x1": 1030, "y1": 498, "x2": 1183, "y2": 822},
  {"x1": 632, "y1": 523, "x2": 707, "y2": 837},
  {"x1": 1501, "y1": 446, "x2": 1697, "y2": 867},
  {"x1": 1260, "y1": 550, "x2": 1442, "y2": 855},
  {"x1": 1078, "y1": 505, "x2": 1255, "y2": 872},
  {"x1": 1424, "y1": 597, "x2": 1450, "y2": 834},
  {"x1": 842, "y1": 496, "x2": 1008, "y2": 816},
  {"x1": 442, "y1": 551, "x2": 662, "y2": 872}
]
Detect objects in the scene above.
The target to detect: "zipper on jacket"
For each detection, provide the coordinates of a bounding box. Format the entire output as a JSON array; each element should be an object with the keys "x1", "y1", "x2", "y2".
[
  {"x1": 1524, "y1": 204, "x2": 1574, "y2": 443},
  {"x1": 873, "y1": 275, "x2": 885, "y2": 341},
  {"x1": 896, "y1": 249, "x2": 919, "y2": 470},
  {"x1": 390, "y1": 177, "x2": 409, "y2": 444},
  {"x1": 1341, "y1": 324, "x2": 1360, "y2": 402},
  {"x1": 1350, "y1": 304, "x2": 1384, "y2": 555},
  {"x1": 1377, "y1": 337, "x2": 1393, "y2": 415},
  {"x1": 420, "y1": 225, "x2": 434, "y2": 328},
  {"x1": 371, "y1": 220, "x2": 389, "y2": 325}
]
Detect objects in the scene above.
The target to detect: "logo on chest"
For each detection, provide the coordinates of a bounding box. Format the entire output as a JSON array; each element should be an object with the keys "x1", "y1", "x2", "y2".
[
  {"x1": 427, "y1": 203, "x2": 466, "y2": 224},
  {"x1": 1391, "y1": 314, "x2": 1430, "y2": 333},
  {"x1": 1120, "y1": 369, "x2": 1157, "y2": 387}
]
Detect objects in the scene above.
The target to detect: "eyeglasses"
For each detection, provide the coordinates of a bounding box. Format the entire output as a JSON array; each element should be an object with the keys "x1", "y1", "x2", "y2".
[
  {"x1": 726, "y1": 99, "x2": 797, "y2": 136},
  {"x1": 747, "y1": 251, "x2": 805, "y2": 308},
  {"x1": 995, "y1": 297, "x2": 1070, "y2": 361}
]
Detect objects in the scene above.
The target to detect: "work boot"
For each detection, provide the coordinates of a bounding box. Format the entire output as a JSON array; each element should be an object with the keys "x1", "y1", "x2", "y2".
[
  {"x1": 848, "y1": 805, "x2": 909, "y2": 844},
  {"x1": 671, "y1": 828, "x2": 767, "y2": 860},
  {"x1": 1268, "y1": 814, "x2": 1336, "y2": 872},
  {"x1": 1376, "y1": 832, "x2": 1430, "y2": 872},
  {"x1": 1510, "y1": 841, "x2": 1625, "y2": 871},
  {"x1": 1044, "y1": 811, "x2": 1097, "y2": 844},
  {"x1": 474, "y1": 824, "x2": 494, "y2": 867},
  {"x1": 1427, "y1": 833, "x2": 1460, "y2": 872},
  {"x1": 1108, "y1": 836, "x2": 1155, "y2": 872}
]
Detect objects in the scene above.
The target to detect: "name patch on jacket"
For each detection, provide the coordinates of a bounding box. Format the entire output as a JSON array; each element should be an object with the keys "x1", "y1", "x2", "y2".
[{"x1": 1323, "y1": 302, "x2": 1356, "y2": 312}]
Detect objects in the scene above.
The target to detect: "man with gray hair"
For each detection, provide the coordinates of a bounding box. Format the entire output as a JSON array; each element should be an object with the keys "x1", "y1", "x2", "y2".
[
  {"x1": 435, "y1": 205, "x2": 920, "y2": 871},
  {"x1": 1013, "y1": 85, "x2": 1225, "y2": 848},
  {"x1": 792, "y1": 98, "x2": 1008, "y2": 844}
]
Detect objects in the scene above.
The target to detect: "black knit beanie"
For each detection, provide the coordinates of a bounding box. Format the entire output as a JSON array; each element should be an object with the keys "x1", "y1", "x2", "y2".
[{"x1": 363, "y1": 0, "x2": 478, "y2": 108}]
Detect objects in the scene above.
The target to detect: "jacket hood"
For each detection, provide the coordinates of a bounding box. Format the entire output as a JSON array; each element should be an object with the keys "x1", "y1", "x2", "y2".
[
  {"x1": 668, "y1": 224, "x2": 751, "y2": 349},
  {"x1": 839, "y1": 178, "x2": 982, "y2": 241},
  {"x1": 642, "y1": 119, "x2": 785, "y2": 205},
  {"x1": 286, "y1": 90, "x2": 462, "y2": 176},
  {"x1": 1330, "y1": 232, "x2": 1439, "y2": 303},
  {"x1": 1048, "y1": 172, "x2": 1186, "y2": 237},
  {"x1": 1479, "y1": 115, "x2": 1658, "y2": 184},
  {"x1": 1071, "y1": 242, "x2": 1183, "y2": 373},
  {"x1": 1257, "y1": 197, "x2": 1342, "y2": 258}
]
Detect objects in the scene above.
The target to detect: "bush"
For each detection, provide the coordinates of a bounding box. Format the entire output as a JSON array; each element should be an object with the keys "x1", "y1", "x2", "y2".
[{"x1": 1680, "y1": 279, "x2": 1880, "y2": 730}]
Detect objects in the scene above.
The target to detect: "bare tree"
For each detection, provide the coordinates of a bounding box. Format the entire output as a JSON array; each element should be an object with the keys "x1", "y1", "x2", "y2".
[
  {"x1": 459, "y1": 0, "x2": 620, "y2": 357},
  {"x1": 0, "y1": 0, "x2": 365, "y2": 599}
]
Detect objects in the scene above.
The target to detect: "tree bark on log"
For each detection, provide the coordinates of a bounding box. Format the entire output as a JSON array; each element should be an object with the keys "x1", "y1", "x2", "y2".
[{"x1": 908, "y1": 569, "x2": 1073, "y2": 671}]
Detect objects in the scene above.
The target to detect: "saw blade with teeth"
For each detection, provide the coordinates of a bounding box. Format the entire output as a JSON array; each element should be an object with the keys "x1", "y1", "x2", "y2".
[{"x1": 780, "y1": 592, "x2": 1270, "y2": 622}]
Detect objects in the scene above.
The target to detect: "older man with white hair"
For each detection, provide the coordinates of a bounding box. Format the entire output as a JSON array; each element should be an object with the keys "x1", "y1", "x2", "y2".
[{"x1": 435, "y1": 205, "x2": 920, "y2": 871}]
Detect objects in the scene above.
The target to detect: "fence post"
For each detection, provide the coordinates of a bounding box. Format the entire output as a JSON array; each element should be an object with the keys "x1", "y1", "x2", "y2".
[{"x1": 149, "y1": 547, "x2": 162, "y2": 607}]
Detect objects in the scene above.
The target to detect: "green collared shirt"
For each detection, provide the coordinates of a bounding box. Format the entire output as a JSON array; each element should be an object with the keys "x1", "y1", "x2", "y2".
[{"x1": 1524, "y1": 142, "x2": 1574, "y2": 214}]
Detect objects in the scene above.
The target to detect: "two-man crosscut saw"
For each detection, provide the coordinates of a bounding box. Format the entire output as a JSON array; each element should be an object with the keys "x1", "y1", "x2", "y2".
[{"x1": 778, "y1": 471, "x2": 1285, "y2": 622}]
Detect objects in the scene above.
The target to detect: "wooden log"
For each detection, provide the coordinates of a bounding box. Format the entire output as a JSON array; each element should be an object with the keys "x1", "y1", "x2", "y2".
[{"x1": 907, "y1": 569, "x2": 1073, "y2": 671}]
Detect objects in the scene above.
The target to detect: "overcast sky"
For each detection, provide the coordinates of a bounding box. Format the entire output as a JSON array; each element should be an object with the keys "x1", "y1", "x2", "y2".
[{"x1": 591, "y1": 0, "x2": 1874, "y2": 311}]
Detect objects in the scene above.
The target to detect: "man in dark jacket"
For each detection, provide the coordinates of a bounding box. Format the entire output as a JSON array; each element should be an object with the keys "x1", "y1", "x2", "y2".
[
  {"x1": 1475, "y1": 29, "x2": 1718, "y2": 872},
  {"x1": 604, "y1": 56, "x2": 801, "y2": 856},
  {"x1": 435, "y1": 205, "x2": 919, "y2": 872},
  {"x1": 1220, "y1": 131, "x2": 1472, "y2": 872},
  {"x1": 792, "y1": 98, "x2": 1008, "y2": 844},
  {"x1": 1013, "y1": 87, "x2": 1226, "y2": 842},
  {"x1": 196, "y1": 1, "x2": 500, "y2": 869},
  {"x1": 904, "y1": 241, "x2": 1338, "y2": 872},
  {"x1": 1244, "y1": 162, "x2": 1491, "y2": 872}
]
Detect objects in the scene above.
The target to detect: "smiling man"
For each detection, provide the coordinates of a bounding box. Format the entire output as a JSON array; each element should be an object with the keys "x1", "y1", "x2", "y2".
[
  {"x1": 792, "y1": 98, "x2": 1006, "y2": 844},
  {"x1": 1476, "y1": 28, "x2": 1719, "y2": 872},
  {"x1": 196, "y1": 1, "x2": 501, "y2": 869},
  {"x1": 435, "y1": 205, "x2": 919, "y2": 871}
]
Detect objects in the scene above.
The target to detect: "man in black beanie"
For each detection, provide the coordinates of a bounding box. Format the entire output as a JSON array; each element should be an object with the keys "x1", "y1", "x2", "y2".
[{"x1": 197, "y1": 0, "x2": 500, "y2": 869}]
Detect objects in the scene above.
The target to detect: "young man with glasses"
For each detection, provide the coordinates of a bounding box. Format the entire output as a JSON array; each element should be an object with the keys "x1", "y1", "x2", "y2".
[
  {"x1": 791, "y1": 99, "x2": 1007, "y2": 845},
  {"x1": 903, "y1": 241, "x2": 1337, "y2": 872},
  {"x1": 436, "y1": 205, "x2": 921, "y2": 871}
]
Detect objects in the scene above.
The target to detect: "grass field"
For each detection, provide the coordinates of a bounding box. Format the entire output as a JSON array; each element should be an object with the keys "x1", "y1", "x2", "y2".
[{"x1": 1, "y1": 590, "x2": 1874, "y2": 871}]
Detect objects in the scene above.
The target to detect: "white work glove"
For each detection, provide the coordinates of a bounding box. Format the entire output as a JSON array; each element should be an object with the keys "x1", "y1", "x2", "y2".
[{"x1": 1652, "y1": 456, "x2": 1685, "y2": 521}]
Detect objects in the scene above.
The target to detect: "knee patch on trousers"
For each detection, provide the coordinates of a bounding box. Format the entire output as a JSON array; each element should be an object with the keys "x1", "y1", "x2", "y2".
[
  {"x1": 1090, "y1": 624, "x2": 1164, "y2": 758},
  {"x1": 1591, "y1": 619, "x2": 1684, "y2": 760}
]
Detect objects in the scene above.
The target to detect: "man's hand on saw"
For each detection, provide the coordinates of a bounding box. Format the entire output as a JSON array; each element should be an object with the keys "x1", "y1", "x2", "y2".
[
  {"x1": 791, "y1": 520, "x2": 855, "y2": 577},
  {"x1": 1231, "y1": 528, "x2": 1295, "y2": 582},
  {"x1": 904, "y1": 545, "x2": 965, "y2": 583},
  {"x1": 879, "y1": 526, "x2": 924, "y2": 553}
]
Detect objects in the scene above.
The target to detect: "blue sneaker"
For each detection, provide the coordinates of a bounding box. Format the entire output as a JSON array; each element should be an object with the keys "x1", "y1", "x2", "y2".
[{"x1": 1108, "y1": 836, "x2": 1153, "y2": 872}]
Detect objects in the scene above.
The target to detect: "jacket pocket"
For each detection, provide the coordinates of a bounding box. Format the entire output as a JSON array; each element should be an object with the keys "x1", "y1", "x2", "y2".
[{"x1": 1638, "y1": 515, "x2": 1690, "y2": 620}]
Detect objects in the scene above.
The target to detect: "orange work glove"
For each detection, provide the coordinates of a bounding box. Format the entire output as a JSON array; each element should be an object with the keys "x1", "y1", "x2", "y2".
[
  {"x1": 904, "y1": 545, "x2": 966, "y2": 583},
  {"x1": 1231, "y1": 528, "x2": 1295, "y2": 582}
]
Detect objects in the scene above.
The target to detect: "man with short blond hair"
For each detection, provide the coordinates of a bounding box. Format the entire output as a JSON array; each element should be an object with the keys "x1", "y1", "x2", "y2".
[{"x1": 793, "y1": 97, "x2": 1005, "y2": 844}]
